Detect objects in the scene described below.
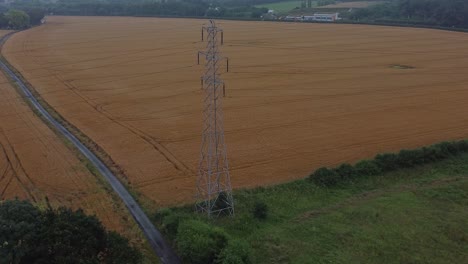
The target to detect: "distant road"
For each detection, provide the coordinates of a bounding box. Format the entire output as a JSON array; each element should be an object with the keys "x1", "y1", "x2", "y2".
[{"x1": 0, "y1": 33, "x2": 180, "y2": 264}]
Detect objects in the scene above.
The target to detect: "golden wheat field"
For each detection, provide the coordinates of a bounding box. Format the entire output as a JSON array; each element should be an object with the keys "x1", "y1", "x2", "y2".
[
  {"x1": 0, "y1": 34, "x2": 135, "y2": 235},
  {"x1": 4, "y1": 16, "x2": 468, "y2": 206}
]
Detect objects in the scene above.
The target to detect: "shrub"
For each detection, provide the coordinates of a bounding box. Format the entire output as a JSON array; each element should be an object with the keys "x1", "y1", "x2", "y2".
[
  {"x1": 252, "y1": 201, "x2": 268, "y2": 220},
  {"x1": 455, "y1": 140, "x2": 468, "y2": 152},
  {"x1": 334, "y1": 163, "x2": 357, "y2": 181},
  {"x1": 422, "y1": 146, "x2": 439, "y2": 162},
  {"x1": 217, "y1": 239, "x2": 251, "y2": 264},
  {"x1": 375, "y1": 153, "x2": 399, "y2": 172},
  {"x1": 177, "y1": 220, "x2": 229, "y2": 264},
  {"x1": 397, "y1": 149, "x2": 425, "y2": 168},
  {"x1": 433, "y1": 142, "x2": 454, "y2": 159},
  {"x1": 162, "y1": 213, "x2": 180, "y2": 238},
  {"x1": 153, "y1": 208, "x2": 172, "y2": 224},
  {"x1": 309, "y1": 167, "x2": 340, "y2": 187},
  {"x1": 355, "y1": 160, "x2": 381, "y2": 176}
]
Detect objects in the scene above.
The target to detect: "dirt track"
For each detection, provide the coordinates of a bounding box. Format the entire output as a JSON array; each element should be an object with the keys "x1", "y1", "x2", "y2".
[
  {"x1": 4, "y1": 17, "x2": 468, "y2": 206},
  {"x1": 0, "y1": 30, "x2": 137, "y2": 235}
]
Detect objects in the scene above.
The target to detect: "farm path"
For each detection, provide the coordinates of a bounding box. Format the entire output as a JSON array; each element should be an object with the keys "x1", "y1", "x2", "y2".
[
  {"x1": 0, "y1": 31, "x2": 130, "y2": 233},
  {"x1": 0, "y1": 32, "x2": 179, "y2": 264}
]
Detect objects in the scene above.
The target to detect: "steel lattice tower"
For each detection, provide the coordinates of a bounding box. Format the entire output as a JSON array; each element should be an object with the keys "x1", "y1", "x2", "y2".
[{"x1": 196, "y1": 20, "x2": 234, "y2": 217}]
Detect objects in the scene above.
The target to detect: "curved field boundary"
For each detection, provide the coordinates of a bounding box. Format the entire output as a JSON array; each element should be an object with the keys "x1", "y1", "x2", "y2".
[{"x1": 0, "y1": 33, "x2": 180, "y2": 264}]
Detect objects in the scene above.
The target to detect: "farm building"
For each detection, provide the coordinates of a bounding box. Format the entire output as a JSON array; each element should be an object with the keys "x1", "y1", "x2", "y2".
[
  {"x1": 303, "y1": 13, "x2": 340, "y2": 22},
  {"x1": 284, "y1": 13, "x2": 340, "y2": 22}
]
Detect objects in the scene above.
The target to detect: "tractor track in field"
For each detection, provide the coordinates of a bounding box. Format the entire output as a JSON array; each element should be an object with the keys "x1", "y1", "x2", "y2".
[{"x1": 0, "y1": 32, "x2": 180, "y2": 264}]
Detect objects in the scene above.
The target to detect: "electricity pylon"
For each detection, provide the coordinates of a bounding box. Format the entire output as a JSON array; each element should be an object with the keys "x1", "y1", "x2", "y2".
[{"x1": 196, "y1": 20, "x2": 234, "y2": 217}]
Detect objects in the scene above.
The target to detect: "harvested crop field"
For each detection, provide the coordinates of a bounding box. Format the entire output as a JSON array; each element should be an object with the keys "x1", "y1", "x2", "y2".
[
  {"x1": 0, "y1": 40, "x2": 133, "y2": 233},
  {"x1": 3, "y1": 16, "x2": 468, "y2": 206}
]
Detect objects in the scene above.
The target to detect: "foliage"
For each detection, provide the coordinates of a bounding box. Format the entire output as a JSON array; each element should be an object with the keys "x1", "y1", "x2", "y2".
[
  {"x1": 254, "y1": 1, "x2": 303, "y2": 13},
  {"x1": 375, "y1": 152, "x2": 400, "y2": 172},
  {"x1": 176, "y1": 220, "x2": 229, "y2": 264},
  {"x1": 0, "y1": 199, "x2": 142, "y2": 264},
  {"x1": 162, "y1": 213, "x2": 181, "y2": 239},
  {"x1": 152, "y1": 207, "x2": 172, "y2": 224},
  {"x1": 252, "y1": 200, "x2": 268, "y2": 220},
  {"x1": 23, "y1": 8, "x2": 46, "y2": 25},
  {"x1": 317, "y1": 0, "x2": 335, "y2": 7},
  {"x1": 354, "y1": 159, "x2": 381, "y2": 176},
  {"x1": 164, "y1": 147, "x2": 468, "y2": 263},
  {"x1": 334, "y1": 163, "x2": 357, "y2": 181},
  {"x1": 217, "y1": 239, "x2": 251, "y2": 264},
  {"x1": 349, "y1": 0, "x2": 468, "y2": 28},
  {"x1": 104, "y1": 231, "x2": 142, "y2": 264},
  {"x1": 5, "y1": 9, "x2": 30, "y2": 29},
  {"x1": 309, "y1": 167, "x2": 340, "y2": 187},
  {"x1": 308, "y1": 140, "x2": 468, "y2": 187}
]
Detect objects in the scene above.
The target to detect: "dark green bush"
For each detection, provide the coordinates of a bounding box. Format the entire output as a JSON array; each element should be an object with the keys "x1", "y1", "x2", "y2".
[
  {"x1": 177, "y1": 220, "x2": 229, "y2": 264},
  {"x1": 455, "y1": 140, "x2": 468, "y2": 152},
  {"x1": 217, "y1": 239, "x2": 251, "y2": 264},
  {"x1": 162, "y1": 213, "x2": 181, "y2": 238},
  {"x1": 355, "y1": 160, "x2": 381, "y2": 176},
  {"x1": 309, "y1": 167, "x2": 340, "y2": 187},
  {"x1": 252, "y1": 200, "x2": 268, "y2": 220},
  {"x1": 153, "y1": 208, "x2": 172, "y2": 224},
  {"x1": 432, "y1": 142, "x2": 454, "y2": 159},
  {"x1": 397, "y1": 149, "x2": 425, "y2": 167},
  {"x1": 308, "y1": 140, "x2": 468, "y2": 188},
  {"x1": 422, "y1": 146, "x2": 439, "y2": 162},
  {"x1": 0, "y1": 199, "x2": 142, "y2": 264},
  {"x1": 334, "y1": 163, "x2": 357, "y2": 181},
  {"x1": 375, "y1": 153, "x2": 399, "y2": 172}
]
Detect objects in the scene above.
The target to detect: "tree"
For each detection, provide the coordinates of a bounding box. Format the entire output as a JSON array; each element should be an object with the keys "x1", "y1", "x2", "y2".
[
  {"x1": 24, "y1": 8, "x2": 46, "y2": 26},
  {"x1": 5, "y1": 9, "x2": 30, "y2": 29},
  {"x1": 0, "y1": 199, "x2": 142, "y2": 264},
  {"x1": 0, "y1": 200, "x2": 40, "y2": 264}
]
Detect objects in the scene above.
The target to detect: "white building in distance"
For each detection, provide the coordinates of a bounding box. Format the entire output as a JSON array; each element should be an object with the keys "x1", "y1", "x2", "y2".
[
  {"x1": 285, "y1": 13, "x2": 340, "y2": 22},
  {"x1": 303, "y1": 13, "x2": 340, "y2": 22}
]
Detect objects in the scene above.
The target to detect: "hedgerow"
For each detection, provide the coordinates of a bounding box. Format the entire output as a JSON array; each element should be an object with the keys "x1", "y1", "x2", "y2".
[{"x1": 309, "y1": 140, "x2": 468, "y2": 187}]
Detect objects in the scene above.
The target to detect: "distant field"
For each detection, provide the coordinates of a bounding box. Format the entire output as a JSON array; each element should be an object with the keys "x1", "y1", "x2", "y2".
[
  {"x1": 255, "y1": 0, "x2": 305, "y2": 13},
  {"x1": 4, "y1": 16, "x2": 468, "y2": 208},
  {"x1": 318, "y1": 1, "x2": 386, "y2": 8}
]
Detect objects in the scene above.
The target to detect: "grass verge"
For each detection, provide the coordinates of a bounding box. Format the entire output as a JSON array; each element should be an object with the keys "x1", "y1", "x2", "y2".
[{"x1": 156, "y1": 151, "x2": 468, "y2": 263}]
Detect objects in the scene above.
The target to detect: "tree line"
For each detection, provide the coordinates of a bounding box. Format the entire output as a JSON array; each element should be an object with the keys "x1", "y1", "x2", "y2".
[
  {"x1": 7, "y1": 0, "x2": 468, "y2": 28},
  {"x1": 0, "y1": 6, "x2": 45, "y2": 29},
  {"x1": 8, "y1": 0, "x2": 269, "y2": 19},
  {"x1": 348, "y1": 0, "x2": 468, "y2": 28}
]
